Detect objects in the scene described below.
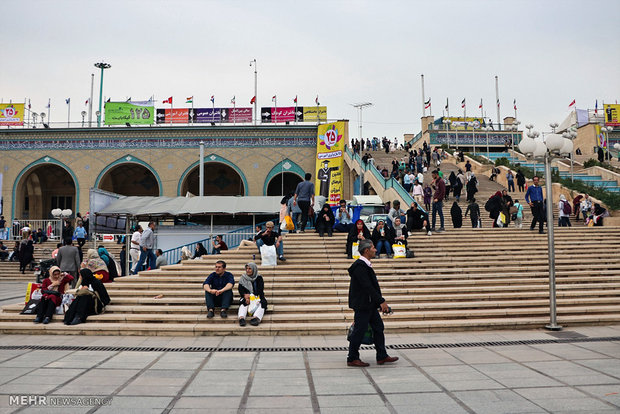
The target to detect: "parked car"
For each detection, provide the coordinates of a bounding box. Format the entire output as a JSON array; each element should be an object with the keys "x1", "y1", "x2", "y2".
[{"x1": 364, "y1": 214, "x2": 389, "y2": 232}]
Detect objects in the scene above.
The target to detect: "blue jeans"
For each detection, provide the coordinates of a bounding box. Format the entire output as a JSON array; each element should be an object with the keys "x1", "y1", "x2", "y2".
[
  {"x1": 256, "y1": 239, "x2": 284, "y2": 257},
  {"x1": 375, "y1": 240, "x2": 392, "y2": 256},
  {"x1": 204, "y1": 290, "x2": 233, "y2": 310},
  {"x1": 133, "y1": 248, "x2": 156, "y2": 274},
  {"x1": 507, "y1": 180, "x2": 515, "y2": 192},
  {"x1": 347, "y1": 308, "x2": 388, "y2": 362},
  {"x1": 432, "y1": 200, "x2": 444, "y2": 229}
]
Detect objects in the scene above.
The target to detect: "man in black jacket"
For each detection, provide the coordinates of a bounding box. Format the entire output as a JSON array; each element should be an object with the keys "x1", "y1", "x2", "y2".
[{"x1": 347, "y1": 239, "x2": 398, "y2": 367}]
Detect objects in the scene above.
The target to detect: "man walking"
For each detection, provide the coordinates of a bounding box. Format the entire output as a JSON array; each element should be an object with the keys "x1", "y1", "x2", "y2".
[
  {"x1": 56, "y1": 239, "x2": 80, "y2": 278},
  {"x1": 347, "y1": 239, "x2": 398, "y2": 367},
  {"x1": 133, "y1": 221, "x2": 156, "y2": 274},
  {"x1": 431, "y1": 170, "x2": 446, "y2": 232},
  {"x1": 525, "y1": 175, "x2": 545, "y2": 234},
  {"x1": 293, "y1": 173, "x2": 315, "y2": 233},
  {"x1": 130, "y1": 225, "x2": 143, "y2": 274}
]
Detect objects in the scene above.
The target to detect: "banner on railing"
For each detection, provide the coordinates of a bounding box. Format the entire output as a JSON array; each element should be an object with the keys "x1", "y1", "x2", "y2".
[
  {"x1": 104, "y1": 102, "x2": 155, "y2": 125},
  {"x1": 604, "y1": 104, "x2": 620, "y2": 127},
  {"x1": 0, "y1": 103, "x2": 24, "y2": 126},
  {"x1": 261, "y1": 106, "x2": 327, "y2": 123},
  {"x1": 315, "y1": 121, "x2": 347, "y2": 205}
]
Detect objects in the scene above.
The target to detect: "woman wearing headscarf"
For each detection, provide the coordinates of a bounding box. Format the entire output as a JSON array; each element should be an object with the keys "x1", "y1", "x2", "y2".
[
  {"x1": 237, "y1": 262, "x2": 267, "y2": 326},
  {"x1": 34, "y1": 265, "x2": 74, "y2": 324},
  {"x1": 97, "y1": 246, "x2": 118, "y2": 281},
  {"x1": 486, "y1": 191, "x2": 503, "y2": 227},
  {"x1": 19, "y1": 238, "x2": 34, "y2": 274},
  {"x1": 81, "y1": 248, "x2": 109, "y2": 283},
  {"x1": 450, "y1": 201, "x2": 463, "y2": 228},
  {"x1": 466, "y1": 173, "x2": 478, "y2": 202},
  {"x1": 63, "y1": 268, "x2": 110, "y2": 325},
  {"x1": 193, "y1": 243, "x2": 208, "y2": 259},
  {"x1": 346, "y1": 219, "x2": 371, "y2": 259},
  {"x1": 371, "y1": 220, "x2": 393, "y2": 258},
  {"x1": 315, "y1": 203, "x2": 335, "y2": 237},
  {"x1": 590, "y1": 203, "x2": 608, "y2": 226},
  {"x1": 558, "y1": 194, "x2": 572, "y2": 227}
]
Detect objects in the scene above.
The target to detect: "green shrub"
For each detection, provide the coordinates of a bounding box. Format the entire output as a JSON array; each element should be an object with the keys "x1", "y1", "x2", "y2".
[
  {"x1": 495, "y1": 157, "x2": 510, "y2": 167},
  {"x1": 583, "y1": 158, "x2": 599, "y2": 168}
]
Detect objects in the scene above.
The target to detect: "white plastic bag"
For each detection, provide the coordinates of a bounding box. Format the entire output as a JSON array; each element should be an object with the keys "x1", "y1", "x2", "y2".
[
  {"x1": 260, "y1": 244, "x2": 277, "y2": 266},
  {"x1": 392, "y1": 243, "x2": 407, "y2": 258},
  {"x1": 248, "y1": 294, "x2": 260, "y2": 316},
  {"x1": 352, "y1": 242, "x2": 360, "y2": 259}
]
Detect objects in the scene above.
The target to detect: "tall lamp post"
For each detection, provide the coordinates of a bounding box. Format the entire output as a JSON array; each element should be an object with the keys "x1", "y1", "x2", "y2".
[
  {"x1": 94, "y1": 62, "x2": 111, "y2": 127},
  {"x1": 352, "y1": 102, "x2": 373, "y2": 143},
  {"x1": 562, "y1": 127, "x2": 578, "y2": 182},
  {"x1": 509, "y1": 120, "x2": 521, "y2": 151},
  {"x1": 602, "y1": 126, "x2": 613, "y2": 160},
  {"x1": 519, "y1": 128, "x2": 573, "y2": 331},
  {"x1": 484, "y1": 126, "x2": 492, "y2": 158},
  {"x1": 471, "y1": 122, "x2": 479, "y2": 154},
  {"x1": 443, "y1": 119, "x2": 451, "y2": 149}
]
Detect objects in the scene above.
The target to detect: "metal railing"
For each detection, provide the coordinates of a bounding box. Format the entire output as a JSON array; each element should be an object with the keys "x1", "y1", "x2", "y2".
[{"x1": 10, "y1": 219, "x2": 64, "y2": 240}]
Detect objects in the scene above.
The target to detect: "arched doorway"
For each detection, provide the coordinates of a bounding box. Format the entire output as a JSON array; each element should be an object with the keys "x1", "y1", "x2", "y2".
[
  {"x1": 98, "y1": 163, "x2": 159, "y2": 196},
  {"x1": 15, "y1": 164, "x2": 76, "y2": 219},
  {"x1": 266, "y1": 172, "x2": 302, "y2": 196},
  {"x1": 180, "y1": 162, "x2": 245, "y2": 196}
]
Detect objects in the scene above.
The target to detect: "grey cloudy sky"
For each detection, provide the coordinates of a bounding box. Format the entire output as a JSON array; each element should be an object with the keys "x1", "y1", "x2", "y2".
[{"x1": 1, "y1": 0, "x2": 619, "y2": 139}]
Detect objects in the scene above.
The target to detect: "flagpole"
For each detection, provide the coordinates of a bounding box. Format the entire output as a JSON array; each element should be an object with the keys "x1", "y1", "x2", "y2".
[
  {"x1": 421, "y1": 74, "x2": 425, "y2": 117},
  {"x1": 233, "y1": 97, "x2": 236, "y2": 125},
  {"x1": 480, "y1": 100, "x2": 483, "y2": 119},
  {"x1": 48, "y1": 99, "x2": 51, "y2": 125},
  {"x1": 446, "y1": 98, "x2": 450, "y2": 118},
  {"x1": 89, "y1": 74, "x2": 94, "y2": 127},
  {"x1": 250, "y1": 59, "x2": 257, "y2": 125},
  {"x1": 67, "y1": 99, "x2": 70, "y2": 128},
  {"x1": 170, "y1": 99, "x2": 173, "y2": 126},
  {"x1": 495, "y1": 75, "x2": 500, "y2": 130},
  {"x1": 26, "y1": 99, "x2": 30, "y2": 128}
]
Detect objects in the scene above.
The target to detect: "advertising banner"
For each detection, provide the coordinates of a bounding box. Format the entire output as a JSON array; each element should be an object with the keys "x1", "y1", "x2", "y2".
[
  {"x1": 156, "y1": 108, "x2": 190, "y2": 124},
  {"x1": 194, "y1": 108, "x2": 221, "y2": 123},
  {"x1": 104, "y1": 102, "x2": 154, "y2": 125},
  {"x1": 444, "y1": 117, "x2": 486, "y2": 130},
  {"x1": 261, "y1": 106, "x2": 327, "y2": 122},
  {"x1": 229, "y1": 107, "x2": 253, "y2": 123},
  {"x1": 0, "y1": 103, "x2": 24, "y2": 126},
  {"x1": 315, "y1": 121, "x2": 347, "y2": 205},
  {"x1": 604, "y1": 104, "x2": 620, "y2": 126},
  {"x1": 303, "y1": 106, "x2": 327, "y2": 122}
]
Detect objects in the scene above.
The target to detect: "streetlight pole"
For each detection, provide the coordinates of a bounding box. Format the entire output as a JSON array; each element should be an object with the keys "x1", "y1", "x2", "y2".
[
  {"x1": 602, "y1": 126, "x2": 613, "y2": 161},
  {"x1": 199, "y1": 141, "x2": 205, "y2": 196},
  {"x1": 485, "y1": 126, "x2": 491, "y2": 158},
  {"x1": 94, "y1": 62, "x2": 111, "y2": 127},
  {"x1": 443, "y1": 119, "x2": 451, "y2": 149},
  {"x1": 472, "y1": 123, "x2": 478, "y2": 154},
  {"x1": 352, "y1": 102, "x2": 373, "y2": 143}
]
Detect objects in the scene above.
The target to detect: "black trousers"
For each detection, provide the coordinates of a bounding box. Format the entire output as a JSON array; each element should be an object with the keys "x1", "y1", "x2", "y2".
[
  {"x1": 64, "y1": 295, "x2": 95, "y2": 324},
  {"x1": 347, "y1": 308, "x2": 388, "y2": 362},
  {"x1": 35, "y1": 297, "x2": 57, "y2": 319},
  {"x1": 298, "y1": 200, "x2": 311, "y2": 231},
  {"x1": 316, "y1": 221, "x2": 333, "y2": 237},
  {"x1": 530, "y1": 201, "x2": 545, "y2": 232}
]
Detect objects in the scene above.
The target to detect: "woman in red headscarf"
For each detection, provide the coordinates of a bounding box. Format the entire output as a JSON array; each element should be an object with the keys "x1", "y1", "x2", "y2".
[{"x1": 346, "y1": 219, "x2": 371, "y2": 259}]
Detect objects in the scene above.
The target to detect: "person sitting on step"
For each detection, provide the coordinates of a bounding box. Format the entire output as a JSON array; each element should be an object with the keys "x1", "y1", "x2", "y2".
[
  {"x1": 315, "y1": 203, "x2": 335, "y2": 237},
  {"x1": 255, "y1": 221, "x2": 286, "y2": 261},
  {"x1": 371, "y1": 220, "x2": 393, "y2": 258},
  {"x1": 34, "y1": 265, "x2": 74, "y2": 325},
  {"x1": 203, "y1": 260, "x2": 235, "y2": 319},
  {"x1": 346, "y1": 219, "x2": 371, "y2": 259},
  {"x1": 237, "y1": 262, "x2": 268, "y2": 327},
  {"x1": 63, "y1": 268, "x2": 110, "y2": 326}
]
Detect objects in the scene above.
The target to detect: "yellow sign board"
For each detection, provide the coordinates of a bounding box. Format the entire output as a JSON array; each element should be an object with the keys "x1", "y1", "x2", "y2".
[
  {"x1": 604, "y1": 104, "x2": 620, "y2": 126},
  {"x1": 0, "y1": 103, "x2": 25, "y2": 126},
  {"x1": 315, "y1": 121, "x2": 347, "y2": 205},
  {"x1": 303, "y1": 106, "x2": 327, "y2": 122}
]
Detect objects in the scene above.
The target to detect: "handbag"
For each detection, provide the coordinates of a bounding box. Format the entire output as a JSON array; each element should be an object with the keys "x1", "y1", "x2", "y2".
[
  {"x1": 20, "y1": 298, "x2": 40, "y2": 315},
  {"x1": 284, "y1": 215, "x2": 295, "y2": 231},
  {"x1": 392, "y1": 242, "x2": 407, "y2": 259},
  {"x1": 347, "y1": 323, "x2": 373, "y2": 345}
]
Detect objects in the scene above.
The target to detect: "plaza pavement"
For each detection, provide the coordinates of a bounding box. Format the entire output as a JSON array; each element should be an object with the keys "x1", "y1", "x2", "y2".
[{"x1": 0, "y1": 325, "x2": 618, "y2": 414}]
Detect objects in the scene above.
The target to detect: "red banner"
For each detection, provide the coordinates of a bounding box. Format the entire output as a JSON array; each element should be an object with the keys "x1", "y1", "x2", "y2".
[
  {"x1": 229, "y1": 107, "x2": 253, "y2": 123},
  {"x1": 165, "y1": 108, "x2": 189, "y2": 123},
  {"x1": 271, "y1": 107, "x2": 296, "y2": 122}
]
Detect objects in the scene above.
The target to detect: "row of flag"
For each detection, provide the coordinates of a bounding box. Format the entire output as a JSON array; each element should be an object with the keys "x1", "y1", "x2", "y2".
[
  {"x1": 160, "y1": 95, "x2": 320, "y2": 106},
  {"x1": 424, "y1": 98, "x2": 518, "y2": 111}
]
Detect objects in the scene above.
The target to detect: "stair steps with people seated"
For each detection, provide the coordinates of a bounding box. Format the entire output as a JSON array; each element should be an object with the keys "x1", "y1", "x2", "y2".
[{"x1": 1, "y1": 226, "x2": 620, "y2": 336}]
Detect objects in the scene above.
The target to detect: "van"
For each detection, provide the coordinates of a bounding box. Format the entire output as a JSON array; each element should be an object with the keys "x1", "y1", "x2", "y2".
[{"x1": 350, "y1": 195, "x2": 385, "y2": 222}]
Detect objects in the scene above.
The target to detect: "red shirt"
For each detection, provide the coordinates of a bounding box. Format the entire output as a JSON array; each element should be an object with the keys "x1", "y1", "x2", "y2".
[
  {"x1": 433, "y1": 177, "x2": 446, "y2": 201},
  {"x1": 41, "y1": 274, "x2": 74, "y2": 306}
]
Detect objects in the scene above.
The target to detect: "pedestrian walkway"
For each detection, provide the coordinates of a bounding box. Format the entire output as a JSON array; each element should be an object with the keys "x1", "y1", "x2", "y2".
[{"x1": 0, "y1": 326, "x2": 619, "y2": 413}]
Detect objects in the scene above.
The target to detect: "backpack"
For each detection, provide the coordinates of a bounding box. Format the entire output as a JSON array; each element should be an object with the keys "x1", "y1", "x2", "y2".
[{"x1": 561, "y1": 200, "x2": 572, "y2": 215}]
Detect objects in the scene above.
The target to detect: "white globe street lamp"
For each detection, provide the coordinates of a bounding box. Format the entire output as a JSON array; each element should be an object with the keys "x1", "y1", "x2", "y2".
[{"x1": 443, "y1": 119, "x2": 452, "y2": 149}]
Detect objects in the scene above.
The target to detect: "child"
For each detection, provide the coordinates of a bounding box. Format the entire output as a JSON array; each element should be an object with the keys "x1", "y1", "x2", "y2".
[
  {"x1": 423, "y1": 184, "x2": 432, "y2": 212},
  {"x1": 464, "y1": 198, "x2": 481, "y2": 228},
  {"x1": 513, "y1": 199, "x2": 524, "y2": 228}
]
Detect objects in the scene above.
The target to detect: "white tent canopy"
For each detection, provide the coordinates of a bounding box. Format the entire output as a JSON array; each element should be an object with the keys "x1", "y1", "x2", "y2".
[{"x1": 96, "y1": 196, "x2": 284, "y2": 218}]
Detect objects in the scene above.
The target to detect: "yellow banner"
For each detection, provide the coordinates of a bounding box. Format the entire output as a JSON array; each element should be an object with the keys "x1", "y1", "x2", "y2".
[
  {"x1": 304, "y1": 106, "x2": 327, "y2": 122},
  {"x1": 316, "y1": 121, "x2": 347, "y2": 205},
  {"x1": 0, "y1": 103, "x2": 25, "y2": 126},
  {"x1": 604, "y1": 104, "x2": 620, "y2": 126}
]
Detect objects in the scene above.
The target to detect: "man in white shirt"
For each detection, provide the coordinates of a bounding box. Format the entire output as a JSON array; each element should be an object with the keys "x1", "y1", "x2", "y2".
[{"x1": 130, "y1": 225, "x2": 143, "y2": 274}]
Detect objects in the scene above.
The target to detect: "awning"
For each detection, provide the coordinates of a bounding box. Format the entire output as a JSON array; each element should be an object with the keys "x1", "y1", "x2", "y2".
[{"x1": 96, "y1": 196, "x2": 284, "y2": 218}]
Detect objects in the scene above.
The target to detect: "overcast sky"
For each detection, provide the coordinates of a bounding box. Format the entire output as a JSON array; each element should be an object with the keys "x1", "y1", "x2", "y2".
[{"x1": 1, "y1": 0, "x2": 619, "y2": 140}]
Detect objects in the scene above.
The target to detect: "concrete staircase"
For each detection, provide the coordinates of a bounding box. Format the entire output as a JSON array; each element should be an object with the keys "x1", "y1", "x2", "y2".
[{"x1": 1, "y1": 227, "x2": 619, "y2": 336}]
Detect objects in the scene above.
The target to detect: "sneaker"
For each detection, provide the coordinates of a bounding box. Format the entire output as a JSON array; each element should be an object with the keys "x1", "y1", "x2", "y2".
[
  {"x1": 33, "y1": 316, "x2": 42, "y2": 324},
  {"x1": 207, "y1": 310, "x2": 214, "y2": 319},
  {"x1": 42, "y1": 317, "x2": 51, "y2": 325},
  {"x1": 278, "y1": 255, "x2": 286, "y2": 261},
  {"x1": 427, "y1": 231, "x2": 432, "y2": 236},
  {"x1": 221, "y1": 309, "x2": 228, "y2": 318},
  {"x1": 437, "y1": 227, "x2": 445, "y2": 233},
  {"x1": 250, "y1": 318, "x2": 260, "y2": 326},
  {"x1": 239, "y1": 318, "x2": 246, "y2": 327}
]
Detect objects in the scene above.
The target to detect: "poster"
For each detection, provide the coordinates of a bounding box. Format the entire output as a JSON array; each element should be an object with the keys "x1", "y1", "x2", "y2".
[
  {"x1": 604, "y1": 104, "x2": 620, "y2": 126},
  {"x1": 156, "y1": 108, "x2": 190, "y2": 124},
  {"x1": 315, "y1": 121, "x2": 347, "y2": 205},
  {"x1": 303, "y1": 106, "x2": 327, "y2": 122},
  {"x1": 104, "y1": 102, "x2": 154, "y2": 125},
  {"x1": 0, "y1": 103, "x2": 24, "y2": 126},
  {"x1": 261, "y1": 106, "x2": 327, "y2": 122},
  {"x1": 443, "y1": 117, "x2": 487, "y2": 130}
]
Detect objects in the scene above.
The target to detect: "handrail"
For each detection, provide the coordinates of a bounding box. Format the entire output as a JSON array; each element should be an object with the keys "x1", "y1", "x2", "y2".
[{"x1": 407, "y1": 131, "x2": 423, "y2": 146}]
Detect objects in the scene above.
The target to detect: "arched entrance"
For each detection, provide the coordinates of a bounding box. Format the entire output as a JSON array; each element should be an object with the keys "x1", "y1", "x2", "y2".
[
  {"x1": 15, "y1": 164, "x2": 76, "y2": 219},
  {"x1": 98, "y1": 163, "x2": 160, "y2": 196},
  {"x1": 180, "y1": 162, "x2": 245, "y2": 196},
  {"x1": 265, "y1": 172, "x2": 302, "y2": 196}
]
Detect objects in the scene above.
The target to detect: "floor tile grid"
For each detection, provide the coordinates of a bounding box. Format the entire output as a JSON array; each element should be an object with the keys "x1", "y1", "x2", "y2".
[
  {"x1": 484, "y1": 343, "x2": 620, "y2": 412},
  {"x1": 161, "y1": 351, "x2": 214, "y2": 414},
  {"x1": 236, "y1": 352, "x2": 261, "y2": 413},
  {"x1": 360, "y1": 366, "x2": 399, "y2": 414},
  {"x1": 397, "y1": 351, "x2": 476, "y2": 413},
  {"x1": 301, "y1": 351, "x2": 321, "y2": 414},
  {"x1": 0, "y1": 349, "x2": 39, "y2": 387}
]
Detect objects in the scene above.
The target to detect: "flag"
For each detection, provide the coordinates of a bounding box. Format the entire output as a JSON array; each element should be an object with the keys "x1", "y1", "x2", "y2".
[
  {"x1": 106, "y1": 98, "x2": 111, "y2": 103},
  {"x1": 125, "y1": 97, "x2": 131, "y2": 102},
  {"x1": 272, "y1": 95, "x2": 276, "y2": 102},
  {"x1": 315, "y1": 95, "x2": 319, "y2": 105},
  {"x1": 28, "y1": 100, "x2": 31, "y2": 110},
  {"x1": 186, "y1": 96, "x2": 193, "y2": 103},
  {"x1": 293, "y1": 95, "x2": 297, "y2": 104},
  {"x1": 231, "y1": 96, "x2": 235, "y2": 104},
  {"x1": 444, "y1": 98, "x2": 449, "y2": 110},
  {"x1": 85, "y1": 99, "x2": 89, "y2": 106},
  {"x1": 497, "y1": 98, "x2": 500, "y2": 108},
  {"x1": 424, "y1": 98, "x2": 431, "y2": 109},
  {"x1": 461, "y1": 98, "x2": 465, "y2": 109},
  {"x1": 46, "y1": 99, "x2": 51, "y2": 109},
  {"x1": 568, "y1": 99, "x2": 575, "y2": 108},
  {"x1": 65, "y1": 98, "x2": 70, "y2": 105},
  {"x1": 478, "y1": 99, "x2": 482, "y2": 109},
  {"x1": 210, "y1": 95, "x2": 214, "y2": 103},
  {"x1": 595, "y1": 99, "x2": 598, "y2": 114},
  {"x1": 250, "y1": 96, "x2": 256, "y2": 104},
  {"x1": 513, "y1": 99, "x2": 517, "y2": 110},
  {"x1": 163, "y1": 96, "x2": 172, "y2": 104}
]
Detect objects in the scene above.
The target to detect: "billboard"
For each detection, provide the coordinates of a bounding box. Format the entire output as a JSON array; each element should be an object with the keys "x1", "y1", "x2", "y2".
[
  {"x1": 156, "y1": 107, "x2": 253, "y2": 123},
  {"x1": 261, "y1": 106, "x2": 327, "y2": 123},
  {"x1": 604, "y1": 104, "x2": 620, "y2": 126},
  {"x1": 443, "y1": 117, "x2": 486, "y2": 130},
  {"x1": 104, "y1": 102, "x2": 154, "y2": 125},
  {"x1": 0, "y1": 103, "x2": 24, "y2": 126},
  {"x1": 315, "y1": 121, "x2": 347, "y2": 205},
  {"x1": 156, "y1": 108, "x2": 190, "y2": 124}
]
